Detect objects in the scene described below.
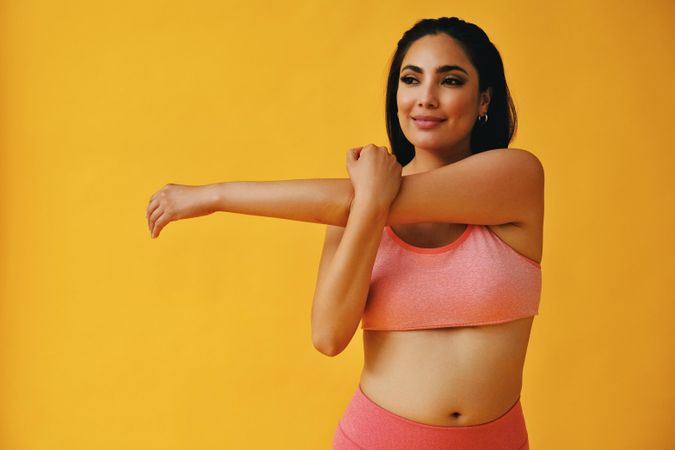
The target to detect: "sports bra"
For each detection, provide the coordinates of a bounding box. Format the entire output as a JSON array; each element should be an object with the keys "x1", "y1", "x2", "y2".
[{"x1": 360, "y1": 223, "x2": 542, "y2": 331}]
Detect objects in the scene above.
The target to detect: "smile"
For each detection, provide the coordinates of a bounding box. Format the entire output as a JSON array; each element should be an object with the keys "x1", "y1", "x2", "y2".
[{"x1": 412, "y1": 117, "x2": 445, "y2": 129}]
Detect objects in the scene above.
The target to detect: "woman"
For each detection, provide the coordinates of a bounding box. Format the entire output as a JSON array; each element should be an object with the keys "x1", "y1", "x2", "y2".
[{"x1": 146, "y1": 17, "x2": 543, "y2": 450}]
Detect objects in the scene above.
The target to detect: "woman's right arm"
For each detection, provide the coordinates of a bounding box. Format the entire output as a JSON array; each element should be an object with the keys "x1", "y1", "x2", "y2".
[
  {"x1": 311, "y1": 197, "x2": 389, "y2": 357},
  {"x1": 311, "y1": 145, "x2": 401, "y2": 357}
]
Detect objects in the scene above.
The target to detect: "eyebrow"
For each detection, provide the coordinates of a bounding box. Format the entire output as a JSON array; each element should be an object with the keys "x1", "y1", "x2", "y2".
[{"x1": 400, "y1": 64, "x2": 468, "y2": 75}]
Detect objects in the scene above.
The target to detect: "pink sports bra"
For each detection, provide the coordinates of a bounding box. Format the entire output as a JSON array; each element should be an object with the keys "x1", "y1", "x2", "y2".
[{"x1": 360, "y1": 224, "x2": 542, "y2": 331}]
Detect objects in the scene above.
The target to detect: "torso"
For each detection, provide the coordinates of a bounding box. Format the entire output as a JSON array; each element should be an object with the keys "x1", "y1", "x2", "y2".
[{"x1": 359, "y1": 218, "x2": 543, "y2": 426}]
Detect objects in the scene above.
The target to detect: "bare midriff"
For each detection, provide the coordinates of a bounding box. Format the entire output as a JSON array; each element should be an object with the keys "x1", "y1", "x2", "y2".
[{"x1": 359, "y1": 316, "x2": 534, "y2": 426}]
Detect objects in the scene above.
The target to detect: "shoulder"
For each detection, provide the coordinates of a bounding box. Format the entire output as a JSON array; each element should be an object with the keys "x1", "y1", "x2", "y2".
[
  {"x1": 473, "y1": 147, "x2": 544, "y2": 194},
  {"x1": 481, "y1": 149, "x2": 544, "y2": 262},
  {"x1": 475, "y1": 147, "x2": 543, "y2": 174},
  {"x1": 499, "y1": 147, "x2": 544, "y2": 180},
  {"x1": 473, "y1": 147, "x2": 544, "y2": 222},
  {"x1": 503, "y1": 147, "x2": 544, "y2": 206},
  {"x1": 389, "y1": 146, "x2": 544, "y2": 227},
  {"x1": 509, "y1": 147, "x2": 543, "y2": 169}
]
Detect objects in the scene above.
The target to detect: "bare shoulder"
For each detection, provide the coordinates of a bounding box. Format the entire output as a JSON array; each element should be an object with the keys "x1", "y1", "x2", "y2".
[
  {"x1": 389, "y1": 146, "x2": 545, "y2": 226},
  {"x1": 486, "y1": 147, "x2": 544, "y2": 264},
  {"x1": 477, "y1": 147, "x2": 544, "y2": 182},
  {"x1": 488, "y1": 148, "x2": 544, "y2": 263},
  {"x1": 493, "y1": 147, "x2": 545, "y2": 224},
  {"x1": 485, "y1": 147, "x2": 544, "y2": 183}
]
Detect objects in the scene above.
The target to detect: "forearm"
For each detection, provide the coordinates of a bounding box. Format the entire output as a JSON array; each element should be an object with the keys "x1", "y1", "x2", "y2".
[
  {"x1": 311, "y1": 197, "x2": 388, "y2": 356},
  {"x1": 207, "y1": 179, "x2": 354, "y2": 226}
]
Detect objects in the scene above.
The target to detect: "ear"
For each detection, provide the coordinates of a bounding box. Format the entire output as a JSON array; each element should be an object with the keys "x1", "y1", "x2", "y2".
[{"x1": 480, "y1": 87, "x2": 493, "y2": 113}]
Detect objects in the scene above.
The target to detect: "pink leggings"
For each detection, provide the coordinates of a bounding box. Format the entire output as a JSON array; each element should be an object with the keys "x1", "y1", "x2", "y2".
[{"x1": 333, "y1": 384, "x2": 529, "y2": 450}]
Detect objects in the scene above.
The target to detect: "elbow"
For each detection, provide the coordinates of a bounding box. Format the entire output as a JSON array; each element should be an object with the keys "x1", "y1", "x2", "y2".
[
  {"x1": 312, "y1": 331, "x2": 346, "y2": 357},
  {"x1": 311, "y1": 301, "x2": 360, "y2": 357},
  {"x1": 314, "y1": 342, "x2": 340, "y2": 357}
]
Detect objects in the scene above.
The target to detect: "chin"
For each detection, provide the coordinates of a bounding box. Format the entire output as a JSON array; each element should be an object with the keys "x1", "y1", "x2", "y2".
[{"x1": 407, "y1": 136, "x2": 449, "y2": 149}]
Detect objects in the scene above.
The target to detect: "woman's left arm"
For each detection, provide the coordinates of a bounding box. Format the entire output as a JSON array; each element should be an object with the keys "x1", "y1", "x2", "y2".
[
  {"x1": 149, "y1": 147, "x2": 541, "y2": 237},
  {"x1": 208, "y1": 178, "x2": 354, "y2": 227},
  {"x1": 209, "y1": 147, "x2": 543, "y2": 228}
]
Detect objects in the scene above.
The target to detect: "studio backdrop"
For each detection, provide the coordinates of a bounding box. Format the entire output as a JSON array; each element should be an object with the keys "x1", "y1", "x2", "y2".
[{"x1": 1, "y1": 0, "x2": 673, "y2": 449}]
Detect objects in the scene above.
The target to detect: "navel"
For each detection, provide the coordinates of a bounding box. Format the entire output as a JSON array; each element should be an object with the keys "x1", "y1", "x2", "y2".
[{"x1": 450, "y1": 411, "x2": 462, "y2": 419}]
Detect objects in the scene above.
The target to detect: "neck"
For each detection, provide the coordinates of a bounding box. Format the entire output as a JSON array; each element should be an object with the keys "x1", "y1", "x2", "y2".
[{"x1": 404, "y1": 140, "x2": 472, "y2": 175}]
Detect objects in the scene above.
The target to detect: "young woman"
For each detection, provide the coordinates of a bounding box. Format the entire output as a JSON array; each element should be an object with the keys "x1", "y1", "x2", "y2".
[{"x1": 146, "y1": 17, "x2": 543, "y2": 450}]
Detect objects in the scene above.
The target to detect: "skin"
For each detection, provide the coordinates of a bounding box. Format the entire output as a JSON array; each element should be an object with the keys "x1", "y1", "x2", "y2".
[
  {"x1": 397, "y1": 33, "x2": 492, "y2": 172},
  {"x1": 146, "y1": 32, "x2": 543, "y2": 427},
  {"x1": 358, "y1": 33, "x2": 541, "y2": 426}
]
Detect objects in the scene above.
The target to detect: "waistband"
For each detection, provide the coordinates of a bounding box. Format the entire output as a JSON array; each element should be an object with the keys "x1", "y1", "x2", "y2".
[{"x1": 337, "y1": 384, "x2": 529, "y2": 449}]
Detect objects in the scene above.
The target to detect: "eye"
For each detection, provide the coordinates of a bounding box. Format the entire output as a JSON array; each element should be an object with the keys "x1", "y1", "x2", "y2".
[
  {"x1": 443, "y1": 78, "x2": 462, "y2": 85},
  {"x1": 399, "y1": 76, "x2": 463, "y2": 86}
]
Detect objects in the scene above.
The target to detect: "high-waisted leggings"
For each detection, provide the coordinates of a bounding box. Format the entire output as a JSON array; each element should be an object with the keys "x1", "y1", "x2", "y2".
[{"x1": 332, "y1": 384, "x2": 529, "y2": 450}]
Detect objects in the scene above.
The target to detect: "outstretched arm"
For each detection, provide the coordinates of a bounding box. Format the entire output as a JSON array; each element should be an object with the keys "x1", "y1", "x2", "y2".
[
  {"x1": 148, "y1": 147, "x2": 542, "y2": 238},
  {"x1": 208, "y1": 178, "x2": 354, "y2": 227},
  {"x1": 210, "y1": 148, "x2": 543, "y2": 228},
  {"x1": 146, "y1": 177, "x2": 354, "y2": 239}
]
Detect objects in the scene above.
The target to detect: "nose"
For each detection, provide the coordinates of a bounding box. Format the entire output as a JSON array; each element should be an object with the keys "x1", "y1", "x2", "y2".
[{"x1": 417, "y1": 82, "x2": 439, "y2": 108}]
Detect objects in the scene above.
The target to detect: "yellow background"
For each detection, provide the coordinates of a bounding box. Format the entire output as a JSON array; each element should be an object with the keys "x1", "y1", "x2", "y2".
[{"x1": 2, "y1": 0, "x2": 674, "y2": 448}]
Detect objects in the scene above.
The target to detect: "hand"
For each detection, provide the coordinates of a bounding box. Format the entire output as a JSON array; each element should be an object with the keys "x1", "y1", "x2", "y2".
[
  {"x1": 146, "y1": 183, "x2": 216, "y2": 239},
  {"x1": 346, "y1": 144, "x2": 402, "y2": 210}
]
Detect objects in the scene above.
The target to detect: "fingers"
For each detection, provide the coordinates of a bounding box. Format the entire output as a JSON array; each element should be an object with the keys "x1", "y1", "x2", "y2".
[
  {"x1": 146, "y1": 195, "x2": 161, "y2": 236},
  {"x1": 148, "y1": 205, "x2": 164, "y2": 232},
  {"x1": 346, "y1": 148, "x2": 356, "y2": 161},
  {"x1": 347, "y1": 144, "x2": 391, "y2": 161},
  {"x1": 147, "y1": 199, "x2": 159, "y2": 222},
  {"x1": 151, "y1": 211, "x2": 169, "y2": 239},
  {"x1": 146, "y1": 184, "x2": 171, "y2": 221},
  {"x1": 146, "y1": 186, "x2": 168, "y2": 237},
  {"x1": 147, "y1": 189, "x2": 162, "y2": 213},
  {"x1": 362, "y1": 144, "x2": 390, "y2": 155},
  {"x1": 147, "y1": 195, "x2": 166, "y2": 238},
  {"x1": 347, "y1": 146, "x2": 363, "y2": 161}
]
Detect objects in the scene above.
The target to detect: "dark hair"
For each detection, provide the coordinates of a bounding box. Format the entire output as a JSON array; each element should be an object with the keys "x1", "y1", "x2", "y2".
[{"x1": 385, "y1": 17, "x2": 517, "y2": 166}]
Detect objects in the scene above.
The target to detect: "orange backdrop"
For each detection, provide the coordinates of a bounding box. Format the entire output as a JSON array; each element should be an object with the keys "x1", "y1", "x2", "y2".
[{"x1": 1, "y1": 1, "x2": 673, "y2": 448}]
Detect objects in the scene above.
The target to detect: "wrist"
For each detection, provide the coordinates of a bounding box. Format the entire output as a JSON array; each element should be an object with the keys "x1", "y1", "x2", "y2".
[
  {"x1": 351, "y1": 194, "x2": 390, "y2": 221},
  {"x1": 205, "y1": 182, "x2": 227, "y2": 213}
]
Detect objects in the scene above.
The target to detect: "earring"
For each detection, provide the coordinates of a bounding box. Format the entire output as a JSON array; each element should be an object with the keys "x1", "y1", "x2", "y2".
[{"x1": 477, "y1": 113, "x2": 489, "y2": 124}]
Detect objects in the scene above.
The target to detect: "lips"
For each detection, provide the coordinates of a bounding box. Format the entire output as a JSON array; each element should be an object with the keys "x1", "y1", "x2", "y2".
[
  {"x1": 412, "y1": 116, "x2": 445, "y2": 122},
  {"x1": 412, "y1": 116, "x2": 445, "y2": 130}
]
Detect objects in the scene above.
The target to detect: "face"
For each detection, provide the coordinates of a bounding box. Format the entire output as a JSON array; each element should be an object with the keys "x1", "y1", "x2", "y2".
[{"x1": 397, "y1": 33, "x2": 491, "y2": 155}]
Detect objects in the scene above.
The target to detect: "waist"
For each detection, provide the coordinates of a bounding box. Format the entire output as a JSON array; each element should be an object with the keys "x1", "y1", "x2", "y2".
[
  {"x1": 359, "y1": 318, "x2": 533, "y2": 426},
  {"x1": 358, "y1": 370, "x2": 523, "y2": 427}
]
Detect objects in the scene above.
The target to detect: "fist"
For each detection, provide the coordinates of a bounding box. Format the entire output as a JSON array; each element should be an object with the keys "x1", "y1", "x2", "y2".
[{"x1": 346, "y1": 144, "x2": 402, "y2": 208}]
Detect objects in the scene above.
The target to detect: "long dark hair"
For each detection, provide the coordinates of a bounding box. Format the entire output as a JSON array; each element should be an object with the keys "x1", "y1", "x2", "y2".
[{"x1": 385, "y1": 17, "x2": 517, "y2": 166}]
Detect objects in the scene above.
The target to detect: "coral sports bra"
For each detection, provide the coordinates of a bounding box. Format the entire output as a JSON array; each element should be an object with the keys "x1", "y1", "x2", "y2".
[{"x1": 360, "y1": 224, "x2": 542, "y2": 331}]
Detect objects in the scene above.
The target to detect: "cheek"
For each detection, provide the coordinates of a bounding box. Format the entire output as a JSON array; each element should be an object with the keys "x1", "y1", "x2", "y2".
[
  {"x1": 440, "y1": 91, "x2": 474, "y2": 113},
  {"x1": 396, "y1": 91, "x2": 415, "y2": 113}
]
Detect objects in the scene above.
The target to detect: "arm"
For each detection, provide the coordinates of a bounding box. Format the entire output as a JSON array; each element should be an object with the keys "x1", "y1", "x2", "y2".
[
  {"x1": 210, "y1": 148, "x2": 543, "y2": 228},
  {"x1": 208, "y1": 178, "x2": 354, "y2": 227},
  {"x1": 387, "y1": 148, "x2": 544, "y2": 226},
  {"x1": 311, "y1": 197, "x2": 388, "y2": 356}
]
